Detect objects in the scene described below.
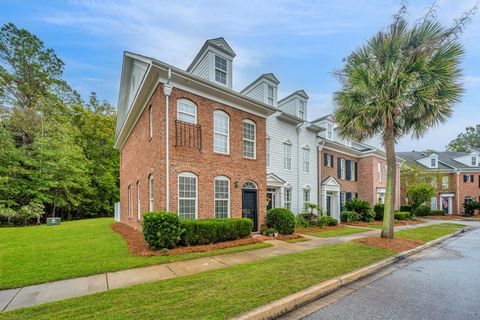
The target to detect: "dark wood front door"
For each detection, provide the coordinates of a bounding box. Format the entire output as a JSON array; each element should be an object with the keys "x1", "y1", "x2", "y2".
[
  {"x1": 326, "y1": 195, "x2": 332, "y2": 217},
  {"x1": 242, "y1": 189, "x2": 258, "y2": 231}
]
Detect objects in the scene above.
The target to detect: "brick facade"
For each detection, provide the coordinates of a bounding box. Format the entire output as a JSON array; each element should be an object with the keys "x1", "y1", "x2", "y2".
[{"x1": 120, "y1": 85, "x2": 267, "y2": 230}]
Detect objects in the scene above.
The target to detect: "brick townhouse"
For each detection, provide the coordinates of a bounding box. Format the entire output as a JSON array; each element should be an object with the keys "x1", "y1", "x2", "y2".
[
  {"x1": 398, "y1": 150, "x2": 480, "y2": 214},
  {"x1": 114, "y1": 38, "x2": 276, "y2": 230}
]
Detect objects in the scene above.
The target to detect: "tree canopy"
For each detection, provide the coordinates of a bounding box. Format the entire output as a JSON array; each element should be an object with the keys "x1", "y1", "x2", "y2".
[{"x1": 446, "y1": 124, "x2": 480, "y2": 152}]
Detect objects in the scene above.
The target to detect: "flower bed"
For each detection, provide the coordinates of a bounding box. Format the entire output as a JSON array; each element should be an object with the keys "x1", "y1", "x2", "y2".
[
  {"x1": 346, "y1": 219, "x2": 423, "y2": 228},
  {"x1": 354, "y1": 236, "x2": 423, "y2": 252}
]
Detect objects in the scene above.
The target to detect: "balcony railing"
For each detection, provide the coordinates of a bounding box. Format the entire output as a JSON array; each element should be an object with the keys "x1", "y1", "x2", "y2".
[{"x1": 175, "y1": 120, "x2": 202, "y2": 150}]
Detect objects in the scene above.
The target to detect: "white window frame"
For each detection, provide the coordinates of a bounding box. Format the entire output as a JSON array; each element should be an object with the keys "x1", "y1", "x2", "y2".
[
  {"x1": 350, "y1": 161, "x2": 356, "y2": 181},
  {"x1": 176, "y1": 99, "x2": 197, "y2": 124},
  {"x1": 213, "y1": 110, "x2": 230, "y2": 154},
  {"x1": 326, "y1": 154, "x2": 332, "y2": 167},
  {"x1": 298, "y1": 101, "x2": 305, "y2": 119},
  {"x1": 303, "y1": 187, "x2": 310, "y2": 210},
  {"x1": 431, "y1": 177, "x2": 437, "y2": 188},
  {"x1": 178, "y1": 172, "x2": 198, "y2": 220},
  {"x1": 266, "y1": 137, "x2": 271, "y2": 168},
  {"x1": 302, "y1": 147, "x2": 310, "y2": 173},
  {"x1": 214, "y1": 176, "x2": 230, "y2": 219},
  {"x1": 243, "y1": 120, "x2": 256, "y2": 159},
  {"x1": 327, "y1": 123, "x2": 333, "y2": 140},
  {"x1": 215, "y1": 55, "x2": 227, "y2": 85},
  {"x1": 431, "y1": 158, "x2": 437, "y2": 168},
  {"x1": 267, "y1": 85, "x2": 274, "y2": 106},
  {"x1": 472, "y1": 157, "x2": 477, "y2": 166},
  {"x1": 377, "y1": 162, "x2": 382, "y2": 182},
  {"x1": 148, "y1": 174, "x2": 154, "y2": 212},
  {"x1": 148, "y1": 105, "x2": 153, "y2": 138},
  {"x1": 136, "y1": 181, "x2": 141, "y2": 220},
  {"x1": 284, "y1": 187, "x2": 292, "y2": 211},
  {"x1": 442, "y1": 176, "x2": 449, "y2": 189},
  {"x1": 284, "y1": 142, "x2": 292, "y2": 171},
  {"x1": 340, "y1": 159, "x2": 346, "y2": 180},
  {"x1": 430, "y1": 196, "x2": 438, "y2": 210},
  {"x1": 127, "y1": 185, "x2": 132, "y2": 218}
]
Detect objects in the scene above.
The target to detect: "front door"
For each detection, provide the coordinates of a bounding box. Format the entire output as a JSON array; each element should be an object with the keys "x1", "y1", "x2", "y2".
[
  {"x1": 326, "y1": 195, "x2": 332, "y2": 216},
  {"x1": 242, "y1": 189, "x2": 258, "y2": 231}
]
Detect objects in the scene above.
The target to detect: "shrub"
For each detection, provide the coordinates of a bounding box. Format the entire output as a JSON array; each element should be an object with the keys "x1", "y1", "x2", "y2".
[
  {"x1": 412, "y1": 205, "x2": 431, "y2": 216},
  {"x1": 180, "y1": 218, "x2": 253, "y2": 246},
  {"x1": 463, "y1": 200, "x2": 477, "y2": 215},
  {"x1": 298, "y1": 211, "x2": 318, "y2": 227},
  {"x1": 320, "y1": 216, "x2": 338, "y2": 226},
  {"x1": 342, "y1": 211, "x2": 360, "y2": 223},
  {"x1": 394, "y1": 211, "x2": 410, "y2": 220},
  {"x1": 0, "y1": 202, "x2": 45, "y2": 227},
  {"x1": 430, "y1": 210, "x2": 445, "y2": 216},
  {"x1": 266, "y1": 208, "x2": 296, "y2": 235},
  {"x1": 143, "y1": 211, "x2": 184, "y2": 250},
  {"x1": 406, "y1": 183, "x2": 436, "y2": 209},
  {"x1": 296, "y1": 214, "x2": 309, "y2": 228},
  {"x1": 340, "y1": 211, "x2": 348, "y2": 222},
  {"x1": 345, "y1": 198, "x2": 375, "y2": 222},
  {"x1": 400, "y1": 205, "x2": 412, "y2": 212},
  {"x1": 373, "y1": 203, "x2": 384, "y2": 221}
]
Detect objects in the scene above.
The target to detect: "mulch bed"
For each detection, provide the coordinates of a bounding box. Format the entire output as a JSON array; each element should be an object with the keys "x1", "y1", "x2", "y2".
[
  {"x1": 110, "y1": 223, "x2": 262, "y2": 257},
  {"x1": 253, "y1": 233, "x2": 304, "y2": 241},
  {"x1": 347, "y1": 220, "x2": 423, "y2": 227},
  {"x1": 426, "y1": 215, "x2": 479, "y2": 220},
  {"x1": 295, "y1": 225, "x2": 345, "y2": 234},
  {"x1": 354, "y1": 236, "x2": 424, "y2": 253}
]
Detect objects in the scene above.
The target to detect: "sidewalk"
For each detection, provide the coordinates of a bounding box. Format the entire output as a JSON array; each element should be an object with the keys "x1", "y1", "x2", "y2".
[{"x1": 0, "y1": 220, "x2": 443, "y2": 312}]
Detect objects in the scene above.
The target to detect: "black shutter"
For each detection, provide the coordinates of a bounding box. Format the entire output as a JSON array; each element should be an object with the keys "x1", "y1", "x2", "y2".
[
  {"x1": 324, "y1": 153, "x2": 328, "y2": 166},
  {"x1": 337, "y1": 158, "x2": 341, "y2": 178},
  {"x1": 346, "y1": 160, "x2": 352, "y2": 180},
  {"x1": 354, "y1": 162, "x2": 358, "y2": 181},
  {"x1": 471, "y1": 175, "x2": 474, "y2": 183},
  {"x1": 464, "y1": 175, "x2": 468, "y2": 182},
  {"x1": 331, "y1": 155, "x2": 334, "y2": 168},
  {"x1": 355, "y1": 192, "x2": 358, "y2": 198},
  {"x1": 346, "y1": 192, "x2": 352, "y2": 201},
  {"x1": 478, "y1": 175, "x2": 480, "y2": 188}
]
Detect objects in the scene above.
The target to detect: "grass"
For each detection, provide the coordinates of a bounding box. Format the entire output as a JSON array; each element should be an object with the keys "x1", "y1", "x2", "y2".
[
  {"x1": 305, "y1": 226, "x2": 372, "y2": 238},
  {"x1": 395, "y1": 222, "x2": 465, "y2": 243},
  {"x1": 0, "y1": 242, "x2": 394, "y2": 320},
  {"x1": 0, "y1": 218, "x2": 270, "y2": 289},
  {"x1": 285, "y1": 237, "x2": 311, "y2": 243}
]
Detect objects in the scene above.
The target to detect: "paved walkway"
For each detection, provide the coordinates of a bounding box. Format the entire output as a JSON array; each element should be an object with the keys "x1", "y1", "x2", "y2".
[{"x1": 0, "y1": 220, "x2": 446, "y2": 312}]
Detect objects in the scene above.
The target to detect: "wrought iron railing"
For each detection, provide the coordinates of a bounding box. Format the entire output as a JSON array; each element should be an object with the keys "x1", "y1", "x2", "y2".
[{"x1": 175, "y1": 120, "x2": 202, "y2": 150}]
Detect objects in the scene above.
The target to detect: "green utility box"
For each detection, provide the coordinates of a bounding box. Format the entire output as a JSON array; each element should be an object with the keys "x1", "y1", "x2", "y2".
[{"x1": 47, "y1": 217, "x2": 61, "y2": 226}]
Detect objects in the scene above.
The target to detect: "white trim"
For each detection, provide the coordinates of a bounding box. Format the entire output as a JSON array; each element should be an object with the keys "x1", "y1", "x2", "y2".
[
  {"x1": 243, "y1": 119, "x2": 256, "y2": 159},
  {"x1": 283, "y1": 142, "x2": 292, "y2": 171},
  {"x1": 148, "y1": 105, "x2": 153, "y2": 138},
  {"x1": 136, "y1": 181, "x2": 141, "y2": 220},
  {"x1": 213, "y1": 110, "x2": 230, "y2": 154},
  {"x1": 178, "y1": 172, "x2": 198, "y2": 219},
  {"x1": 214, "y1": 176, "x2": 230, "y2": 218},
  {"x1": 127, "y1": 185, "x2": 132, "y2": 218},
  {"x1": 176, "y1": 98, "x2": 197, "y2": 124},
  {"x1": 148, "y1": 174, "x2": 154, "y2": 212},
  {"x1": 302, "y1": 147, "x2": 310, "y2": 173}
]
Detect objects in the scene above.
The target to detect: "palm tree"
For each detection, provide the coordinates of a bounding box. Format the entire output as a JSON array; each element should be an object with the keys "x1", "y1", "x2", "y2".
[{"x1": 333, "y1": 4, "x2": 471, "y2": 238}]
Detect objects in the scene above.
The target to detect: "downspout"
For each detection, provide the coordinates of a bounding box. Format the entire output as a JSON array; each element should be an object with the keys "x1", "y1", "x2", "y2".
[
  {"x1": 296, "y1": 123, "x2": 303, "y2": 214},
  {"x1": 164, "y1": 68, "x2": 173, "y2": 211},
  {"x1": 318, "y1": 140, "x2": 325, "y2": 211}
]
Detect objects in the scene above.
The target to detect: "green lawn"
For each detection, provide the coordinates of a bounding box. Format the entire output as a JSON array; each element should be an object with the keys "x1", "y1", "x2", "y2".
[
  {"x1": 395, "y1": 222, "x2": 465, "y2": 243},
  {"x1": 0, "y1": 218, "x2": 270, "y2": 289},
  {"x1": 0, "y1": 242, "x2": 394, "y2": 320},
  {"x1": 305, "y1": 226, "x2": 372, "y2": 238}
]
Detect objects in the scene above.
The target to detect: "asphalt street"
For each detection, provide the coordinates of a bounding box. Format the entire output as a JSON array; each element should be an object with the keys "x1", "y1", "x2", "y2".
[{"x1": 303, "y1": 224, "x2": 480, "y2": 320}]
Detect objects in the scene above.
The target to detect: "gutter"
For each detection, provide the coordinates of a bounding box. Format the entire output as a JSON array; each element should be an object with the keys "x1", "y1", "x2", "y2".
[
  {"x1": 296, "y1": 123, "x2": 304, "y2": 213},
  {"x1": 164, "y1": 69, "x2": 173, "y2": 211}
]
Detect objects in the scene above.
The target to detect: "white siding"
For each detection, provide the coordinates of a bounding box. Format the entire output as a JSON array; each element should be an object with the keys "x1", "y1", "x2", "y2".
[
  {"x1": 243, "y1": 82, "x2": 265, "y2": 102},
  {"x1": 278, "y1": 97, "x2": 297, "y2": 117},
  {"x1": 190, "y1": 54, "x2": 209, "y2": 80}
]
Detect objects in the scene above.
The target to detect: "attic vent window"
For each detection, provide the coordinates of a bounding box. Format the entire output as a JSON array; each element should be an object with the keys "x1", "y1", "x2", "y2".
[
  {"x1": 431, "y1": 158, "x2": 437, "y2": 167},
  {"x1": 215, "y1": 55, "x2": 227, "y2": 85}
]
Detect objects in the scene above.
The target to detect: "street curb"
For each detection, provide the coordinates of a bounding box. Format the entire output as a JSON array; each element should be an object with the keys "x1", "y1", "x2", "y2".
[{"x1": 230, "y1": 226, "x2": 470, "y2": 320}]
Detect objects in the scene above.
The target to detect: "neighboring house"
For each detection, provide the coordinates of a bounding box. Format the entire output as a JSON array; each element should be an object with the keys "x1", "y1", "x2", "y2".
[
  {"x1": 311, "y1": 115, "x2": 402, "y2": 221},
  {"x1": 398, "y1": 150, "x2": 480, "y2": 214},
  {"x1": 114, "y1": 38, "x2": 276, "y2": 230}
]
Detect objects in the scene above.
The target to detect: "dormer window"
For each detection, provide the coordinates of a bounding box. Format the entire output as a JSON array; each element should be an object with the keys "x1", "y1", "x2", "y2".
[
  {"x1": 299, "y1": 101, "x2": 305, "y2": 119},
  {"x1": 472, "y1": 157, "x2": 477, "y2": 166},
  {"x1": 267, "y1": 85, "x2": 274, "y2": 106},
  {"x1": 327, "y1": 123, "x2": 333, "y2": 140},
  {"x1": 215, "y1": 55, "x2": 227, "y2": 85},
  {"x1": 431, "y1": 158, "x2": 437, "y2": 168}
]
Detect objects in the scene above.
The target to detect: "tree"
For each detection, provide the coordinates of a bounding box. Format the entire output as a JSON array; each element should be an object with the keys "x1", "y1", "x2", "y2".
[
  {"x1": 447, "y1": 124, "x2": 480, "y2": 151},
  {"x1": 400, "y1": 162, "x2": 441, "y2": 204},
  {"x1": 333, "y1": 3, "x2": 471, "y2": 238},
  {"x1": 406, "y1": 183, "x2": 436, "y2": 209}
]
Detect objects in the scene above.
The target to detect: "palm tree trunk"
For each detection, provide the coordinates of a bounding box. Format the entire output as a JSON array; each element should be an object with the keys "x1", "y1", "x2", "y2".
[{"x1": 382, "y1": 125, "x2": 397, "y2": 239}]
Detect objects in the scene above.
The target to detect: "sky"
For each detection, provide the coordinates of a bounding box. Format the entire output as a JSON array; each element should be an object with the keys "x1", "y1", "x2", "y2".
[{"x1": 1, "y1": 0, "x2": 479, "y2": 151}]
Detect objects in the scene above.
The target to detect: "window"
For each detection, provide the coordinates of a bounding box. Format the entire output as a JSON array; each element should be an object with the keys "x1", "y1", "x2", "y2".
[
  {"x1": 348, "y1": 160, "x2": 356, "y2": 181},
  {"x1": 214, "y1": 177, "x2": 230, "y2": 218},
  {"x1": 303, "y1": 188, "x2": 310, "y2": 209},
  {"x1": 340, "y1": 192, "x2": 346, "y2": 210},
  {"x1": 284, "y1": 143, "x2": 292, "y2": 170},
  {"x1": 472, "y1": 157, "x2": 477, "y2": 166},
  {"x1": 431, "y1": 177, "x2": 437, "y2": 188},
  {"x1": 324, "y1": 153, "x2": 333, "y2": 167},
  {"x1": 267, "y1": 85, "x2": 274, "y2": 106},
  {"x1": 136, "y1": 181, "x2": 141, "y2": 220},
  {"x1": 431, "y1": 158, "x2": 437, "y2": 168},
  {"x1": 442, "y1": 176, "x2": 449, "y2": 189},
  {"x1": 377, "y1": 162, "x2": 382, "y2": 182},
  {"x1": 243, "y1": 120, "x2": 256, "y2": 159},
  {"x1": 327, "y1": 123, "x2": 333, "y2": 140},
  {"x1": 148, "y1": 175, "x2": 154, "y2": 212},
  {"x1": 266, "y1": 138, "x2": 270, "y2": 168},
  {"x1": 303, "y1": 148, "x2": 310, "y2": 173},
  {"x1": 430, "y1": 197, "x2": 438, "y2": 210},
  {"x1": 299, "y1": 101, "x2": 305, "y2": 119},
  {"x1": 177, "y1": 99, "x2": 197, "y2": 124},
  {"x1": 340, "y1": 159, "x2": 346, "y2": 180},
  {"x1": 127, "y1": 185, "x2": 132, "y2": 218},
  {"x1": 214, "y1": 110, "x2": 229, "y2": 154},
  {"x1": 215, "y1": 55, "x2": 227, "y2": 85},
  {"x1": 284, "y1": 188, "x2": 292, "y2": 210},
  {"x1": 148, "y1": 105, "x2": 153, "y2": 138},
  {"x1": 178, "y1": 172, "x2": 197, "y2": 219}
]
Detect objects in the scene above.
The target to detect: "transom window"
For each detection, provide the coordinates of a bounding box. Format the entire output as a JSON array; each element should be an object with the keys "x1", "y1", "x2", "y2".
[
  {"x1": 177, "y1": 99, "x2": 197, "y2": 124},
  {"x1": 242, "y1": 181, "x2": 257, "y2": 189},
  {"x1": 284, "y1": 142, "x2": 292, "y2": 170},
  {"x1": 178, "y1": 172, "x2": 197, "y2": 219},
  {"x1": 243, "y1": 120, "x2": 256, "y2": 159},
  {"x1": 214, "y1": 177, "x2": 230, "y2": 219},
  {"x1": 267, "y1": 85, "x2": 274, "y2": 106},
  {"x1": 214, "y1": 110, "x2": 229, "y2": 154},
  {"x1": 215, "y1": 55, "x2": 227, "y2": 85},
  {"x1": 302, "y1": 147, "x2": 310, "y2": 173},
  {"x1": 284, "y1": 188, "x2": 292, "y2": 211}
]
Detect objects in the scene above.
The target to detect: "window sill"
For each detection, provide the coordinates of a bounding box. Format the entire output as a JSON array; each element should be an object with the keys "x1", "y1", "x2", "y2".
[
  {"x1": 214, "y1": 151, "x2": 230, "y2": 156},
  {"x1": 243, "y1": 157, "x2": 257, "y2": 161}
]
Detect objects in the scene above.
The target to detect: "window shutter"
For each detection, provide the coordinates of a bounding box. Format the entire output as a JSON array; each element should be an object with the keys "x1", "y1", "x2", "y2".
[
  {"x1": 337, "y1": 158, "x2": 341, "y2": 178},
  {"x1": 471, "y1": 175, "x2": 474, "y2": 183},
  {"x1": 478, "y1": 175, "x2": 480, "y2": 188},
  {"x1": 355, "y1": 192, "x2": 358, "y2": 198},
  {"x1": 324, "y1": 153, "x2": 328, "y2": 166},
  {"x1": 331, "y1": 155, "x2": 334, "y2": 168},
  {"x1": 354, "y1": 162, "x2": 358, "y2": 181},
  {"x1": 345, "y1": 192, "x2": 351, "y2": 202},
  {"x1": 346, "y1": 160, "x2": 352, "y2": 180},
  {"x1": 464, "y1": 175, "x2": 468, "y2": 182}
]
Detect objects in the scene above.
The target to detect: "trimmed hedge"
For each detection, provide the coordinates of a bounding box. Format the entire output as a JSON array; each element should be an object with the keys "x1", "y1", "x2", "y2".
[
  {"x1": 266, "y1": 208, "x2": 296, "y2": 235},
  {"x1": 143, "y1": 211, "x2": 184, "y2": 250},
  {"x1": 373, "y1": 203, "x2": 384, "y2": 221},
  {"x1": 430, "y1": 210, "x2": 445, "y2": 216},
  {"x1": 412, "y1": 205, "x2": 431, "y2": 216},
  {"x1": 400, "y1": 205, "x2": 412, "y2": 212},
  {"x1": 180, "y1": 218, "x2": 253, "y2": 246},
  {"x1": 394, "y1": 211, "x2": 411, "y2": 220}
]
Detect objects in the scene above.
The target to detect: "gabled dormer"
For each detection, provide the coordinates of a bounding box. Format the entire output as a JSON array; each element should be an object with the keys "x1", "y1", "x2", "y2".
[
  {"x1": 241, "y1": 73, "x2": 280, "y2": 107},
  {"x1": 417, "y1": 152, "x2": 439, "y2": 169},
  {"x1": 278, "y1": 90, "x2": 309, "y2": 120},
  {"x1": 186, "y1": 37, "x2": 236, "y2": 89},
  {"x1": 453, "y1": 150, "x2": 480, "y2": 167},
  {"x1": 312, "y1": 114, "x2": 335, "y2": 140}
]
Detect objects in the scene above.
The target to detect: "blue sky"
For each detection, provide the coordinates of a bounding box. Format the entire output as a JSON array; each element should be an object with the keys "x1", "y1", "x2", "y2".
[{"x1": 2, "y1": 0, "x2": 479, "y2": 151}]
